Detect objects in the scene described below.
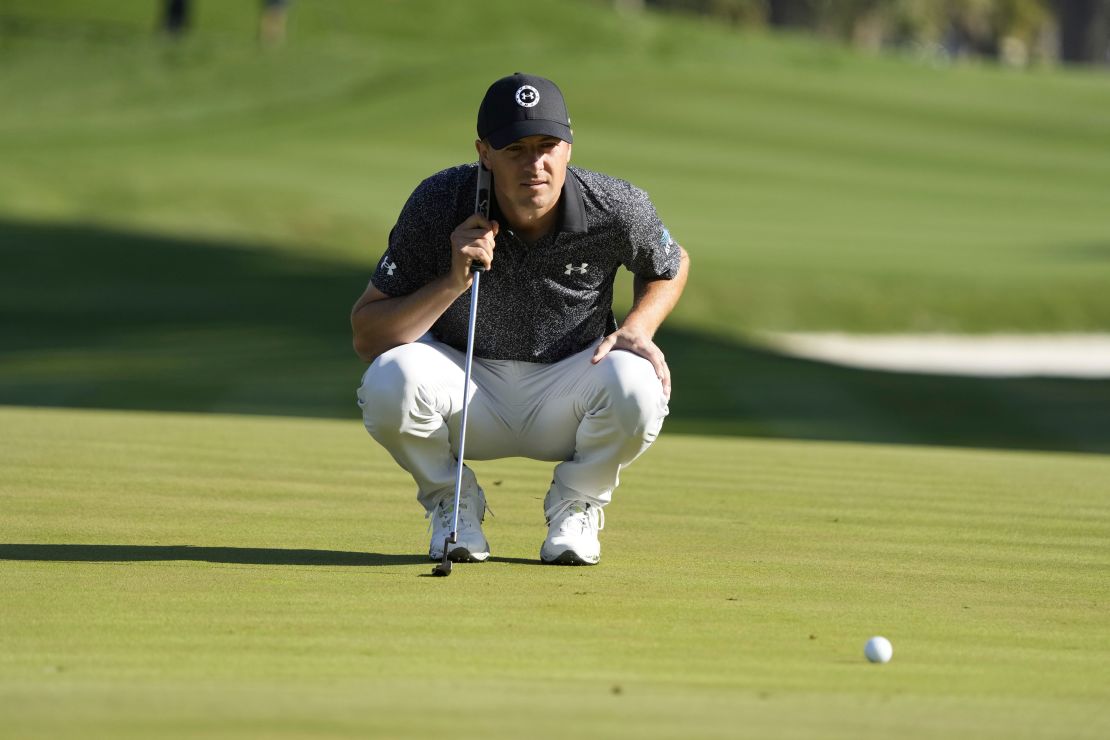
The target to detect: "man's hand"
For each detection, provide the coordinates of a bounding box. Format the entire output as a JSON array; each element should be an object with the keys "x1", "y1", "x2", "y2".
[
  {"x1": 351, "y1": 215, "x2": 501, "y2": 363},
  {"x1": 592, "y1": 327, "x2": 671, "y2": 400},
  {"x1": 592, "y1": 247, "x2": 688, "y2": 402},
  {"x1": 449, "y1": 214, "x2": 498, "y2": 288}
]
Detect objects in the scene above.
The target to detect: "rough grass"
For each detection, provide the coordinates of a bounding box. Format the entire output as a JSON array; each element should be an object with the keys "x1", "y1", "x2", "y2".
[{"x1": 2, "y1": 406, "x2": 1108, "y2": 738}]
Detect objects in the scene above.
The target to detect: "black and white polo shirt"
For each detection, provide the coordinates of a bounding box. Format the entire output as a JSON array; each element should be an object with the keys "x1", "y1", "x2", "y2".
[{"x1": 372, "y1": 163, "x2": 681, "y2": 363}]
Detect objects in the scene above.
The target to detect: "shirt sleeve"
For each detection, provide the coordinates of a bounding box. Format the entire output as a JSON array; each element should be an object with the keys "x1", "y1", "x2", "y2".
[
  {"x1": 371, "y1": 176, "x2": 454, "y2": 296},
  {"x1": 621, "y1": 186, "x2": 682, "y2": 280}
]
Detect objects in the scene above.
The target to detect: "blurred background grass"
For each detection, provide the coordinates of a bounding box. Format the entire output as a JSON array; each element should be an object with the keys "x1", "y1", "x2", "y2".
[{"x1": 2, "y1": 0, "x2": 1109, "y2": 450}]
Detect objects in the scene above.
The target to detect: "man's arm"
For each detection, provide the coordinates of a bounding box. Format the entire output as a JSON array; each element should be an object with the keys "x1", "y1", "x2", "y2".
[
  {"x1": 351, "y1": 214, "x2": 498, "y2": 363},
  {"x1": 592, "y1": 245, "x2": 690, "y2": 399},
  {"x1": 351, "y1": 279, "x2": 465, "y2": 363}
]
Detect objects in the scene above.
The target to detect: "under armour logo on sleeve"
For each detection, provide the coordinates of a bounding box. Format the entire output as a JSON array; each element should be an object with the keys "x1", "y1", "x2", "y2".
[
  {"x1": 380, "y1": 253, "x2": 398, "y2": 276},
  {"x1": 565, "y1": 263, "x2": 588, "y2": 275},
  {"x1": 661, "y1": 228, "x2": 674, "y2": 254}
]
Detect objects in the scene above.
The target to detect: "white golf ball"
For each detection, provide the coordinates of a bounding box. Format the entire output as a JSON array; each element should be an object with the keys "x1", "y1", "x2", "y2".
[{"x1": 864, "y1": 636, "x2": 893, "y2": 663}]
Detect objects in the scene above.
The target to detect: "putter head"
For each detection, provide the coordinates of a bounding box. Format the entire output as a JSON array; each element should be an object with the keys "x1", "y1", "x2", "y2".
[{"x1": 430, "y1": 534, "x2": 454, "y2": 577}]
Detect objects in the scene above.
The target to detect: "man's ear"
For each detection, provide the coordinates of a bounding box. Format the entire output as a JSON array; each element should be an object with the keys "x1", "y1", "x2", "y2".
[
  {"x1": 475, "y1": 139, "x2": 489, "y2": 168},
  {"x1": 566, "y1": 142, "x2": 572, "y2": 163}
]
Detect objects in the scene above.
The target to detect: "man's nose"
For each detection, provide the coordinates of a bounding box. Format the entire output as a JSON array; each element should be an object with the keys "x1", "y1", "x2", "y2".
[{"x1": 525, "y1": 147, "x2": 546, "y2": 167}]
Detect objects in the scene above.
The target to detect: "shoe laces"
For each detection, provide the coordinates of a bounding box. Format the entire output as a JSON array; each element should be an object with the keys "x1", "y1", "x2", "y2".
[
  {"x1": 426, "y1": 490, "x2": 492, "y2": 533},
  {"x1": 544, "y1": 500, "x2": 604, "y2": 536}
]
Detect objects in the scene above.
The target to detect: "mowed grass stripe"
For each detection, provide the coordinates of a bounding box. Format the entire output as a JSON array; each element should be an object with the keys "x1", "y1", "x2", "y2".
[
  {"x1": 2, "y1": 406, "x2": 1108, "y2": 738},
  {"x1": 1, "y1": 682, "x2": 1101, "y2": 740}
]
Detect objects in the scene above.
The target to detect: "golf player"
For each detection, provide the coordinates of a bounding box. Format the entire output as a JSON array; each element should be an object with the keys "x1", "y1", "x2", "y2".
[{"x1": 352, "y1": 73, "x2": 689, "y2": 565}]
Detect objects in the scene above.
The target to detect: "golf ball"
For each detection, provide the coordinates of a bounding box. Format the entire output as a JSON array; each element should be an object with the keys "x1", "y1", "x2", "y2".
[{"x1": 864, "y1": 636, "x2": 893, "y2": 663}]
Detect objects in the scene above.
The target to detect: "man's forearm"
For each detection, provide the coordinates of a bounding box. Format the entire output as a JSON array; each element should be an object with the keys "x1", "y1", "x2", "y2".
[
  {"x1": 351, "y1": 277, "x2": 465, "y2": 362},
  {"x1": 621, "y1": 247, "x2": 690, "y2": 337}
]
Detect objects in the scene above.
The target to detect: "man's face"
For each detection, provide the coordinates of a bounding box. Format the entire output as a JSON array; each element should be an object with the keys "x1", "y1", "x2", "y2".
[{"x1": 477, "y1": 135, "x2": 571, "y2": 222}]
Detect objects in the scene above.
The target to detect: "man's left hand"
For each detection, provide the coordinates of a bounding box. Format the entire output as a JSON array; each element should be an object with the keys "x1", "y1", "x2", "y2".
[{"x1": 592, "y1": 328, "x2": 671, "y2": 400}]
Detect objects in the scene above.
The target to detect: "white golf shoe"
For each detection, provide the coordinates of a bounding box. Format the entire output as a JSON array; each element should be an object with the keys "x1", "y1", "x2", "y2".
[
  {"x1": 428, "y1": 487, "x2": 490, "y2": 562},
  {"x1": 540, "y1": 500, "x2": 604, "y2": 565}
]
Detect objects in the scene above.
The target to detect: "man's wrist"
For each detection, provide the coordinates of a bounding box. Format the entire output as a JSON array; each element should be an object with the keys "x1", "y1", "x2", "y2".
[
  {"x1": 432, "y1": 271, "x2": 471, "y2": 298},
  {"x1": 618, "y1": 317, "x2": 656, "y2": 340}
]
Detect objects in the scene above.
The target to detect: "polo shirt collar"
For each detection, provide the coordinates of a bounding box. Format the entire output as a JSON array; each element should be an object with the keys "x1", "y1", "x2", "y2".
[{"x1": 559, "y1": 169, "x2": 588, "y2": 234}]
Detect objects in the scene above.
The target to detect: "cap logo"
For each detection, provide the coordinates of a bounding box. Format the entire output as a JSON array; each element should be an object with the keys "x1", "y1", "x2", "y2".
[{"x1": 515, "y1": 85, "x2": 540, "y2": 108}]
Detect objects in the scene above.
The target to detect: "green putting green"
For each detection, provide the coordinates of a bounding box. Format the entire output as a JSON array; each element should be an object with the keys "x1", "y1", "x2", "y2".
[{"x1": 2, "y1": 406, "x2": 1107, "y2": 738}]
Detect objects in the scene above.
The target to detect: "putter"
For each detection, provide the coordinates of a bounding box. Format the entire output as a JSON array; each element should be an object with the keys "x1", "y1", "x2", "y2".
[{"x1": 432, "y1": 163, "x2": 491, "y2": 577}]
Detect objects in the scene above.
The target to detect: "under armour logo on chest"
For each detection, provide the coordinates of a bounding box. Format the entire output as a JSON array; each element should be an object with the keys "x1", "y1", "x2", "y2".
[{"x1": 565, "y1": 263, "x2": 588, "y2": 275}]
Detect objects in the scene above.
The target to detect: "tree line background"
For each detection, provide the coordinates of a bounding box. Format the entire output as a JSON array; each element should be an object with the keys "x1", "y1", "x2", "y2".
[{"x1": 616, "y1": 0, "x2": 1110, "y2": 66}]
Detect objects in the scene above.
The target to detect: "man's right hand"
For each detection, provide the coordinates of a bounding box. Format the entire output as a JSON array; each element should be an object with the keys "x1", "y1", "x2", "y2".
[
  {"x1": 449, "y1": 214, "x2": 498, "y2": 288},
  {"x1": 351, "y1": 215, "x2": 499, "y2": 363}
]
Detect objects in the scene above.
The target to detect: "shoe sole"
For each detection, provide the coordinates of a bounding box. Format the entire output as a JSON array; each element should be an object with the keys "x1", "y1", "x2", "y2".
[
  {"x1": 429, "y1": 546, "x2": 490, "y2": 563},
  {"x1": 540, "y1": 548, "x2": 599, "y2": 566}
]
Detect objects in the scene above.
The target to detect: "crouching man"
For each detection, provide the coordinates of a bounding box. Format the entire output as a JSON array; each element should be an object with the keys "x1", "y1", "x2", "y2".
[{"x1": 352, "y1": 73, "x2": 689, "y2": 565}]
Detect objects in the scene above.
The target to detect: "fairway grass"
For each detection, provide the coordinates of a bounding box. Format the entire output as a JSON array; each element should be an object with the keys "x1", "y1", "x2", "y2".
[
  {"x1": 3, "y1": 1, "x2": 1110, "y2": 454},
  {"x1": 3, "y1": 0, "x2": 1110, "y2": 336},
  {"x1": 2, "y1": 406, "x2": 1107, "y2": 739}
]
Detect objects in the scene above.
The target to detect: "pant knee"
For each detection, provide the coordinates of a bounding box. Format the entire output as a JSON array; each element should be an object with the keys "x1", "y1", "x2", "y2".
[
  {"x1": 357, "y1": 344, "x2": 450, "y2": 435},
  {"x1": 593, "y1": 351, "x2": 669, "y2": 435}
]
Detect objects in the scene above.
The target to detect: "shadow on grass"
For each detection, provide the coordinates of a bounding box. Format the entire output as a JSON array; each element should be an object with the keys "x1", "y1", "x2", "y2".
[
  {"x1": 415, "y1": 557, "x2": 549, "y2": 575},
  {"x1": 2, "y1": 217, "x2": 1109, "y2": 453},
  {"x1": 0, "y1": 218, "x2": 367, "y2": 418},
  {"x1": 488, "y1": 556, "x2": 542, "y2": 566},
  {"x1": 0, "y1": 543, "x2": 427, "y2": 566}
]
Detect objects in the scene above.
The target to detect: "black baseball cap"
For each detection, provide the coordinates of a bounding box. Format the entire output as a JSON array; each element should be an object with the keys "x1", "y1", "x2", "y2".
[{"x1": 477, "y1": 73, "x2": 573, "y2": 150}]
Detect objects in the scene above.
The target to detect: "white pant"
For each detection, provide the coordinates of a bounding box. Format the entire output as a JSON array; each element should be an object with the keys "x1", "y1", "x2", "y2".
[{"x1": 356, "y1": 338, "x2": 669, "y2": 513}]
